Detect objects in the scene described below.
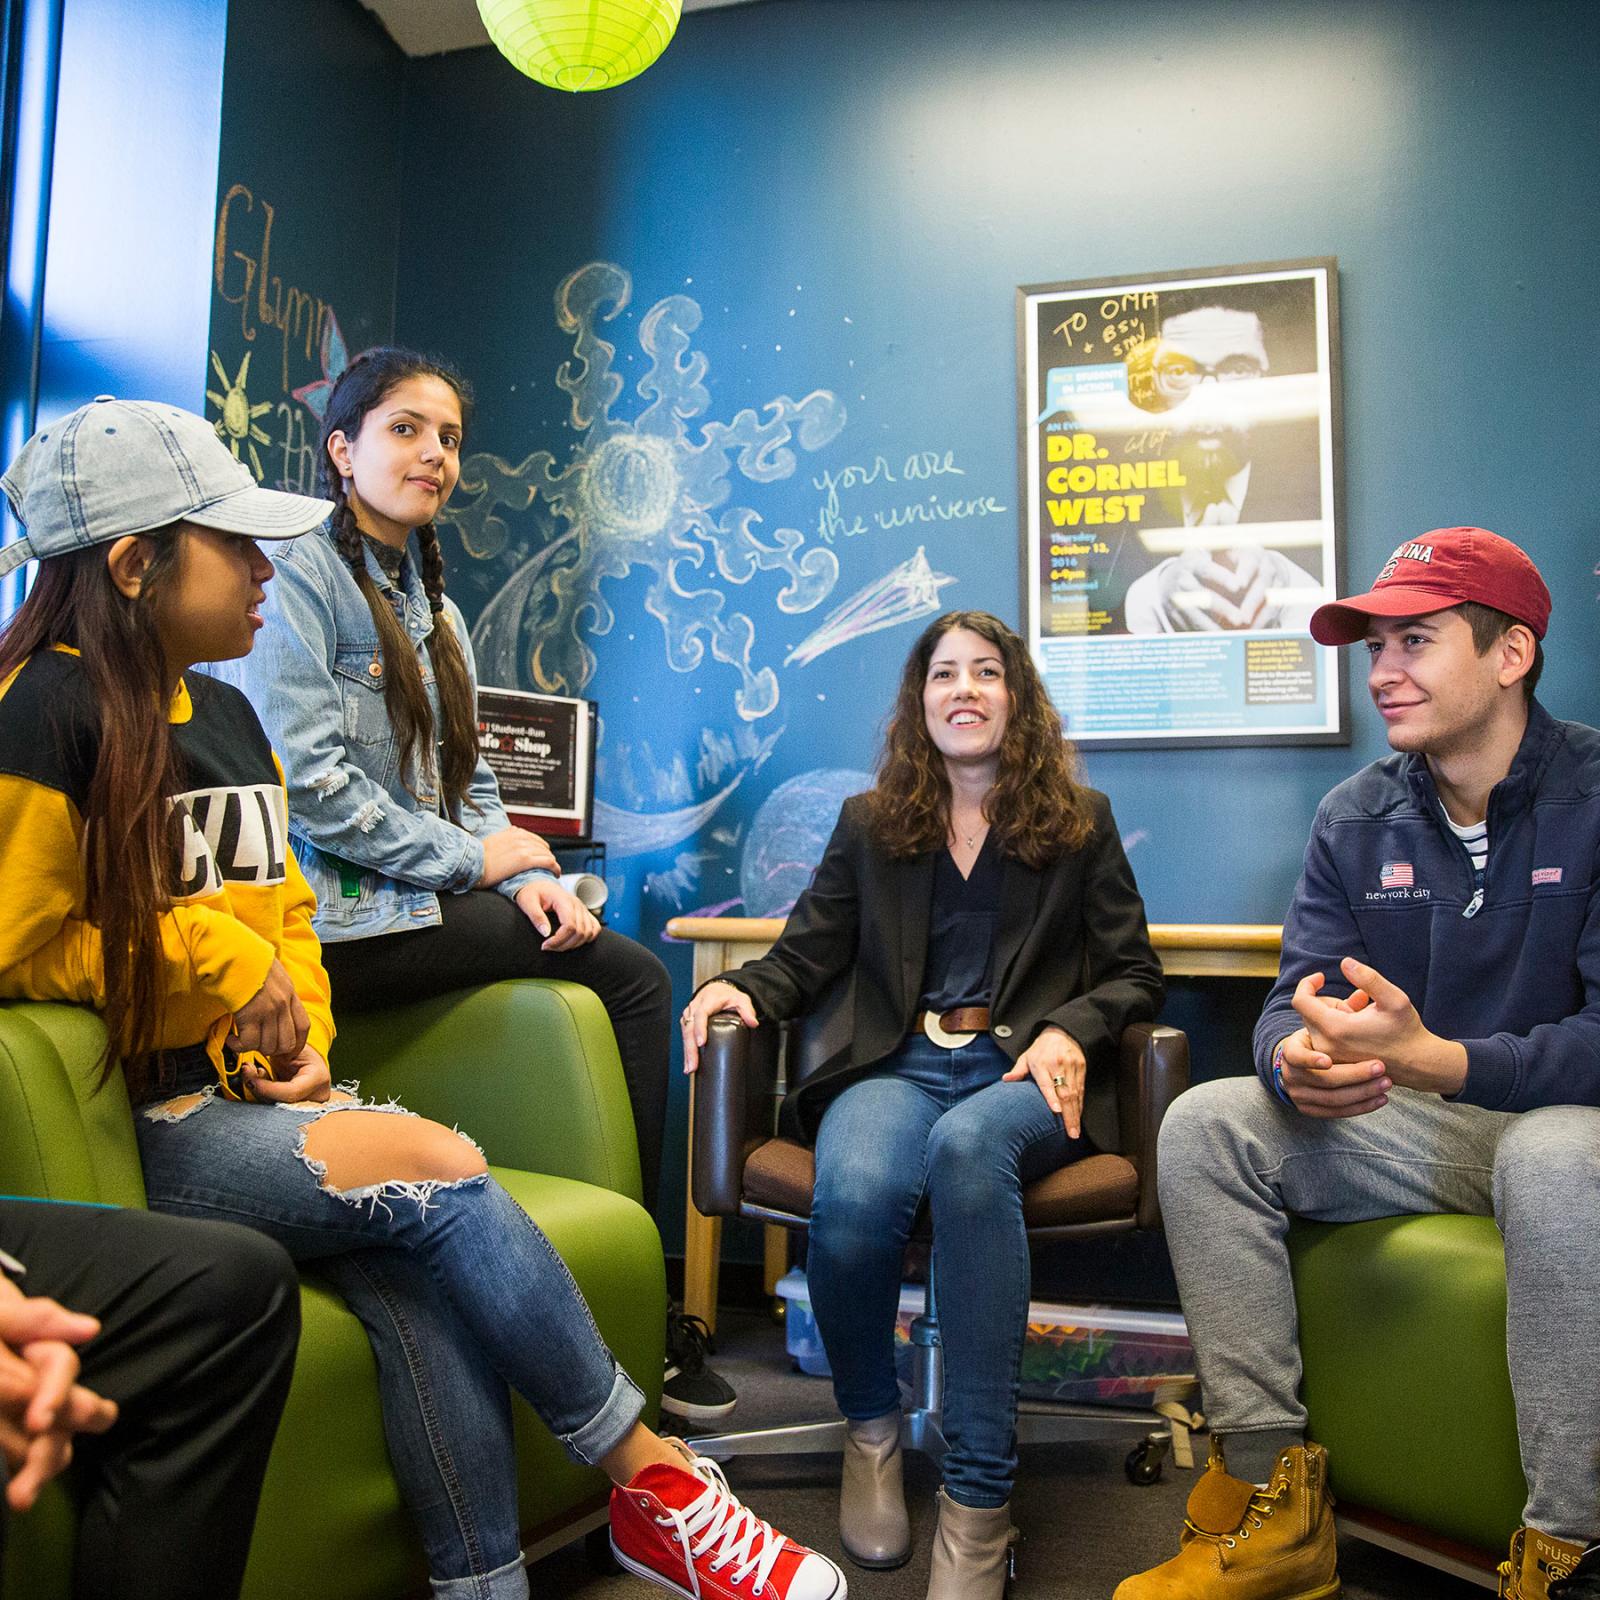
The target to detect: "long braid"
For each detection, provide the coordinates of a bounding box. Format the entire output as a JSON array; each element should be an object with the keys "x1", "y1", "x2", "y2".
[
  {"x1": 325, "y1": 481, "x2": 439, "y2": 799},
  {"x1": 329, "y1": 488, "x2": 366, "y2": 579},
  {"x1": 415, "y1": 518, "x2": 449, "y2": 613},
  {"x1": 414, "y1": 521, "x2": 480, "y2": 818}
]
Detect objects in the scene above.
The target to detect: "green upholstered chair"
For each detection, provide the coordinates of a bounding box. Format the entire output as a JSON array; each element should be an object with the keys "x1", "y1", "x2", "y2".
[
  {"x1": 1289, "y1": 1214, "x2": 1524, "y2": 1576},
  {"x1": 0, "y1": 981, "x2": 666, "y2": 1600}
]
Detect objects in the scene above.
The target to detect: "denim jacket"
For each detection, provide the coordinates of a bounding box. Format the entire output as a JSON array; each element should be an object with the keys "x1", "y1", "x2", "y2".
[{"x1": 207, "y1": 523, "x2": 548, "y2": 941}]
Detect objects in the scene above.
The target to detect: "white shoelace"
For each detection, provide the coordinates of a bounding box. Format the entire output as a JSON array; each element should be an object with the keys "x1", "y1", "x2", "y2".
[{"x1": 658, "y1": 1457, "x2": 788, "y2": 1596}]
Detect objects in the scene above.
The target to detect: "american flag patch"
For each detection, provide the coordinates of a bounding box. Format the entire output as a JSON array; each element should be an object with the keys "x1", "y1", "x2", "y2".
[
  {"x1": 1380, "y1": 861, "x2": 1414, "y2": 889},
  {"x1": 1532, "y1": 867, "x2": 1564, "y2": 887}
]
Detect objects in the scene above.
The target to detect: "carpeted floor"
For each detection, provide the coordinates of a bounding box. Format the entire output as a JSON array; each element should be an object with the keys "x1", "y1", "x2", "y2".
[{"x1": 530, "y1": 1307, "x2": 1489, "y2": 1598}]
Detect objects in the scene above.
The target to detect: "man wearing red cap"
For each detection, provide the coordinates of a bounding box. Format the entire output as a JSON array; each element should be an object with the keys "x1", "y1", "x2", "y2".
[{"x1": 1119, "y1": 528, "x2": 1600, "y2": 1600}]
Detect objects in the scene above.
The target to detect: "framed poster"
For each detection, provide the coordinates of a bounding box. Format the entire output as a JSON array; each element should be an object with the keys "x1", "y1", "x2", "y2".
[
  {"x1": 477, "y1": 686, "x2": 597, "y2": 839},
  {"x1": 1017, "y1": 258, "x2": 1347, "y2": 747}
]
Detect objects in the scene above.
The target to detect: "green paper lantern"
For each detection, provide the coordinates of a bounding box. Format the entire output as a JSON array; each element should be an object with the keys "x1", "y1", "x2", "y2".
[{"x1": 478, "y1": 0, "x2": 683, "y2": 92}]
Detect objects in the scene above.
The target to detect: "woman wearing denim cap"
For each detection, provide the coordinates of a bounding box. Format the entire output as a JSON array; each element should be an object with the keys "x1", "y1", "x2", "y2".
[
  {"x1": 0, "y1": 397, "x2": 845, "y2": 1600},
  {"x1": 681, "y1": 610, "x2": 1164, "y2": 1598},
  {"x1": 206, "y1": 348, "x2": 732, "y2": 1425}
]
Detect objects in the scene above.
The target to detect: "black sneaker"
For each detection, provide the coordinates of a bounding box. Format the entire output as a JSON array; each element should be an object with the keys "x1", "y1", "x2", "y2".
[{"x1": 661, "y1": 1309, "x2": 738, "y2": 1425}]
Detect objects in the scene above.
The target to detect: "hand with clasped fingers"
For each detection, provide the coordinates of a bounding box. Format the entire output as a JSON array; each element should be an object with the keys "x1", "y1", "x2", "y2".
[
  {"x1": 514, "y1": 879, "x2": 601, "y2": 951},
  {"x1": 230, "y1": 958, "x2": 310, "y2": 1061},
  {"x1": 0, "y1": 1276, "x2": 118, "y2": 1512},
  {"x1": 1273, "y1": 956, "x2": 1469, "y2": 1119},
  {"x1": 240, "y1": 1044, "x2": 335, "y2": 1105}
]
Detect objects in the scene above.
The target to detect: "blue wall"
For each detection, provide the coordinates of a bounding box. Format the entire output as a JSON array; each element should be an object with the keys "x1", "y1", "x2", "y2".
[
  {"x1": 180, "y1": 0, "x2": 1600, "y2": 1258},
  {"x1": 387, "y1": 0, "x2": 1600, "y2": 1250},
  {"x1": 399, "y1": 0, "x2": 1600, "y2": 911}
]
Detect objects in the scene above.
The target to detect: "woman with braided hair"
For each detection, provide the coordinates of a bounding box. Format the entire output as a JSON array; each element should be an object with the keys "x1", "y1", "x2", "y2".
[
  {"x1": 222, "y1": 350, "x2": 738, "y2": 1421},
  {"x1": 214, "y1": 349, "x2": 688, "y2": 1284}
]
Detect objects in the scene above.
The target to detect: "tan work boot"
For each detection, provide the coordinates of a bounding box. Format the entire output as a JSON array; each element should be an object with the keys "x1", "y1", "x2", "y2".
[
  {"x1": 1113, "y1": 1441, "x2": 1338, "y2": 1600},
  {"x1": 839, "y1": 1411, "x2": 910, "y2": 1568},
  {"x1": 924, "y1": 1487, "x2": 1015, "y2": 1600},
  {"x1": 1499, "y1": 1527, "x2": 1589, "y2": 1599}
]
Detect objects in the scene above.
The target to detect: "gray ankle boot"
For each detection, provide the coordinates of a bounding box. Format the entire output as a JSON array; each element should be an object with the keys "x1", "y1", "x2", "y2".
[
  {"x1": 924, "y1": 1487, "x2": 1014, "y2": 1600},
  {"x1": 839, "y1": 1411, "x2": 910, "y2": 1569}
]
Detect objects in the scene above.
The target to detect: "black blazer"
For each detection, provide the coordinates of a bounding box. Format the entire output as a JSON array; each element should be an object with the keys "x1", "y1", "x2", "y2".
[{"x1": 715, "y1": 790, "x2": 1164, "y2": 1148}]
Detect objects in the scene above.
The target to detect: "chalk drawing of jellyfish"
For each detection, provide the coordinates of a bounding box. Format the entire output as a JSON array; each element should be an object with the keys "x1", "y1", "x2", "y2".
[
  {"x1": 784, "y1": 545, "x2": 956, "y2": 667},
  {"x1": 594, "y1": 721, "x2": 781, "y2": 858},
  {"x1": 442, "y1": 261, "x2": 847, "y2": 721},
  {"x1": 593, "y1": 782, "x2": 745, "y2": 858},
  {"x1": 645, "y1": 851, "x2": 713, "y2": 910}
]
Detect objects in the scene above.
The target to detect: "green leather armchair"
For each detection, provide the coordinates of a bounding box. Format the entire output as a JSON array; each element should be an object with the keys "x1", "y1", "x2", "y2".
[
  {"x1": 1290, "y1": 1215, "x2": 1523, "y2": 1567},
  {"x1": 0, "y1": 981, "x2": 666, "y2": 1600}
]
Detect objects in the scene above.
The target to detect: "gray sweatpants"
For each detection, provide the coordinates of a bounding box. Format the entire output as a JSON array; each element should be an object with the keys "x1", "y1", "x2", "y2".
[{"x1": 1159, "y1": 1077, "x2": 1600, "y2": 1541}]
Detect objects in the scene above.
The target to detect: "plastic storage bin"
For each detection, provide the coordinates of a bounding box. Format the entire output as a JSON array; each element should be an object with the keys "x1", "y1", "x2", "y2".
[
  {"x1": 777, "y1": 1268, "x2": 926, "y2": 1377},
  {"x1": 1013, "y1": 1302, "x2": 1192, "y2": 1402},
  {"x1": 776, "y1": 1269, "x2": 1191, "y2": 1401}
]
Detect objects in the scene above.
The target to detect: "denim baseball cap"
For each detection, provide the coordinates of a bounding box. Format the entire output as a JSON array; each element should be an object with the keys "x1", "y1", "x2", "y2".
[{"x1": 0, "y1": 396, "x2": 331, "y2": 580}]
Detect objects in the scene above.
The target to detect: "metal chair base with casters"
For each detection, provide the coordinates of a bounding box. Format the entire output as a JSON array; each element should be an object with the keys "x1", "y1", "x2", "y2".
[
  {"x1": 689, "y1": 1251, "x2": 1179, "y2": 1480},
  {"x1": 687, "y1": 1012, "x2": 1191, "y2": 1485}
]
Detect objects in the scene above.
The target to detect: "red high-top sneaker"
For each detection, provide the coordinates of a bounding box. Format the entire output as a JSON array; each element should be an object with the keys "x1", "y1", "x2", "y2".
[{"x1": 611, "y1": 1454, "x2": 847, "y2": 1599}]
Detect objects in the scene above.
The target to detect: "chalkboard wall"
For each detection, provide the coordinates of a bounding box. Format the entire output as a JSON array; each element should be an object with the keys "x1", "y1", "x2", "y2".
[
  {"x1": 206, "y1": 0, "x2": 405, "y2": 497},
  {"x1": 209, "y1": 0, "x2": 1600, "y2": 1265}
]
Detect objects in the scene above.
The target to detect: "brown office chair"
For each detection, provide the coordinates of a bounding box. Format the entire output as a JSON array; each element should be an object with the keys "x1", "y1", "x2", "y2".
[{"x1": 688, "y1": 1006, "x2": 1191, "y2": 1479}]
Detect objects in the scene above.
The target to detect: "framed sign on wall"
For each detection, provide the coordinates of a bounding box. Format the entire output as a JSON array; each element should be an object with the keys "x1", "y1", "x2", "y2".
[
  {"x1": 477, "y1": 686, "x2": 598, "y2": 839},
  {"x1": 1018, "y1": 257, "x2": 1347, "y2": 748}
]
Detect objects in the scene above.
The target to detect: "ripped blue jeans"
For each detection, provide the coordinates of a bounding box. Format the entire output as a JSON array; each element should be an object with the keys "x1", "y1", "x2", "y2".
[{"x1": 133, "y1": 1051, "x2": 643, "y2": 1600}]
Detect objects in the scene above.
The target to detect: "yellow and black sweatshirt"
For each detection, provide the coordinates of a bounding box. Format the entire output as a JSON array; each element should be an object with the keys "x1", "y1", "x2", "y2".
[{"x1": 0, "y1": 646, "x2": 334, "y2": 1092}]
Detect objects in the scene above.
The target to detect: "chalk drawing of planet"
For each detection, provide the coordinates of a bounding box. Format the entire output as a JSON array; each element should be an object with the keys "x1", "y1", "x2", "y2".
[{"x1": 740, "y1": 768, "x2": 874, "y2": 918}]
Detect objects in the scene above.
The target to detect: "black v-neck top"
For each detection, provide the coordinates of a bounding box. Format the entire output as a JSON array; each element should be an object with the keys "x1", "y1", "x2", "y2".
[{"x1": 917, "y1": 830, "x2": 1003, "y2": 1011}]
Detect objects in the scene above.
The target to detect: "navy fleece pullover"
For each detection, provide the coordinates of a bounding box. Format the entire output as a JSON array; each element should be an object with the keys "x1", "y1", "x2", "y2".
[{"x1": 1255, "y1": 700, "x2": 1600, "y2": 1112}]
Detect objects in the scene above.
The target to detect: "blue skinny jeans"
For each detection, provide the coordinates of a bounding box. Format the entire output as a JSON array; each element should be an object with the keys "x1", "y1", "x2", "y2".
[
  {"x1": 807, "y1": 1032, "x2": 1092, "y2": 1508},
  {"x1": 133, "y1": 1053, "x2": 643, "y2": 1600}
]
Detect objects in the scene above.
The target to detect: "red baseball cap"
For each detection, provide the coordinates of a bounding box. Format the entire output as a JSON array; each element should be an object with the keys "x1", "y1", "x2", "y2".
[{"x1": 1310, "y1": 527, "x2": 1551, "y2": 645}]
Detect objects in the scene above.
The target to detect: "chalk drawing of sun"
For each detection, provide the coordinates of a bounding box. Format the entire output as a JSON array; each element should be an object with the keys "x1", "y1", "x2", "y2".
[
  {"x1": 206, "y1": 351, "x2": 272, "y2": 479},
  {"x1": 441, "y1": 261, "x2": 846, "y2": 721}
]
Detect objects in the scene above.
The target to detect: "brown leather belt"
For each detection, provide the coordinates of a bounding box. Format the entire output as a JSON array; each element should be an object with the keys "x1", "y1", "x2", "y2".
[{"x1": 912, "y1": 1006, "x2": 991, "y2": 1047}]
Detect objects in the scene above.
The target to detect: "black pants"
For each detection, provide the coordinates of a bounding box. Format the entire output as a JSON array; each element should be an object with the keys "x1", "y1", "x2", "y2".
[
  {"x1": 320, "y1": 889, "x2": 673, "y2": 1213},
  {"x1": 0, "y1": 1199, "x2": 299, "y2": 1600}
]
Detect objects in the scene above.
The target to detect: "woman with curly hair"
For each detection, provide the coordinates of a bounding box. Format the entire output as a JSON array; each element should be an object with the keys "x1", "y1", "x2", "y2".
[{"x1": 681, "y1": 609, "x2": 1164, "y2": 1598}]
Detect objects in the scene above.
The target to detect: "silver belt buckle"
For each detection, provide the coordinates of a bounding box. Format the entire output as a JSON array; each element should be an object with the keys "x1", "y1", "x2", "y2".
[{"x1": 923, "y1": 1010, "x2": 976, "y2": 1049}]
